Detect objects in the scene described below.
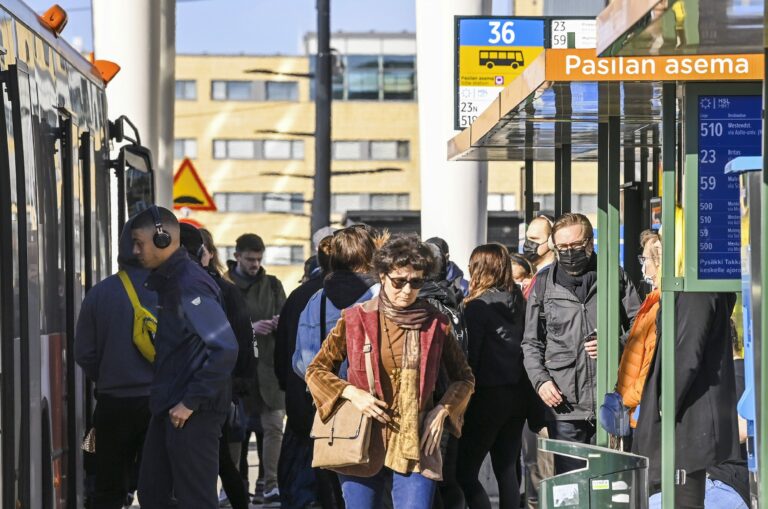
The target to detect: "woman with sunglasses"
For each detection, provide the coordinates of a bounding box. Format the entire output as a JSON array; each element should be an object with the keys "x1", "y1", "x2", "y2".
[
  {"x1": 457, "y1": 243, "x2": 535, "y2": 509},
  {"x1": 306, "y1": 234, "x2": 475, "y2": 509}
]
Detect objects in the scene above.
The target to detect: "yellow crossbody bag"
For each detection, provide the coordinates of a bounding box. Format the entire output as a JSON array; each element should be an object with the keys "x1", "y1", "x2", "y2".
[{"x1": 118, "y1": 271, "x2": 158, "y2": 363}]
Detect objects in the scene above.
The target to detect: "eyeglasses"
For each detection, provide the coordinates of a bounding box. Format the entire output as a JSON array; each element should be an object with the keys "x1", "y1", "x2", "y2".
[
  {"x1": 554, "y1": 237, "x2": 592, "y2": 254},
  {"x1": 386, "y1": 274, "x2": 425, "y2": 290},
  {"x1": 637, "y1": 255, "x2": 647, "y2": 265}
]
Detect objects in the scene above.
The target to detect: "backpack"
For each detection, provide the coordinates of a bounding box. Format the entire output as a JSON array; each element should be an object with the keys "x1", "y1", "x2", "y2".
[{"x1": 118, "y1": 271, "x2": 158, "y2": 363}]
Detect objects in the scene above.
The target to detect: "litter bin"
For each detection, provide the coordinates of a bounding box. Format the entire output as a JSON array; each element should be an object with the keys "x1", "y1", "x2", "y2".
[{"x1": 539, "y1": 438, "x2": 648, "y2": 508}]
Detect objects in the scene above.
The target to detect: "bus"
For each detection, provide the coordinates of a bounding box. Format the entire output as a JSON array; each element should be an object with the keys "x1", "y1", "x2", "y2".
[
  {"x1": 0, "y1": 2, "x2": 153, "y2": 507},
  {"x1": 479, "y1": 50, "x2": 525, "y2": 69}
]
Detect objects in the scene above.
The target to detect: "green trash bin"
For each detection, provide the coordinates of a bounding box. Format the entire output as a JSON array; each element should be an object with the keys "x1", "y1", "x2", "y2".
[{"x1": 539, "y1": 438, "x2": 648, "y2": 508}]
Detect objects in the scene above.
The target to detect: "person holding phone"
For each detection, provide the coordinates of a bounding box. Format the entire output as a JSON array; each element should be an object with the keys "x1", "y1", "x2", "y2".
[{"x1": 522, "y1": 213, "x2": 641, "y2": 474}]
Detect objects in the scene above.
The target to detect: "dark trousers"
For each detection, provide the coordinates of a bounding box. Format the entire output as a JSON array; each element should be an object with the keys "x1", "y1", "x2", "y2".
[
  {"x1": 433, "y1": 435, "x2": 465, "y2": 509},
  {"x1": 138, "y1": 410, "x2": 226, "y2": 509},
  {"x1": 546, "y1": 420, "x2": 596, "y2": 474},
  {"x1": 457, "y1": 385, "x2": 527, "y2": 509},
  {"x1": 220, "y1": 418, "x2": 249, "y2": 509},
  {"x1": 90, "y1": 395, "x2": 151, "y2": 509}
]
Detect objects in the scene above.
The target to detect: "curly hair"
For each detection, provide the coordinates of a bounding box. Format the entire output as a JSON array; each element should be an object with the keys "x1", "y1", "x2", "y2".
[
  {"x1": 466, "y1": 243, "x2": 514, "y2": 302},
  {"x1": 373, "y1": 234, "x2": 435, "y2": 276}
]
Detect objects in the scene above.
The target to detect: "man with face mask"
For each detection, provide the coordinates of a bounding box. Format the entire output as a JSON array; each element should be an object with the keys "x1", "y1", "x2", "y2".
[
  {"x1": 522, "y1": 213, "x2": 641, "y2": 474},
  {"x1": 522, "y1": 216, "x2": 556, "y2": 300}
]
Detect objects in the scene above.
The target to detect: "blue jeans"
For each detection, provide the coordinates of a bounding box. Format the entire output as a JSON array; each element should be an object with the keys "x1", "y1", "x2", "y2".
[
  {"x1": 339, "y1": 468, "x2": 436, "y2": 509},
  {"x1": 648, "y1": 479, "x2": 747, "y2": 509}
]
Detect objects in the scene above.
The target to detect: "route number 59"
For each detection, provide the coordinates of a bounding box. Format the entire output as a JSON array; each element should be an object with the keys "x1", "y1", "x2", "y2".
[{"x1": 489, "y1": 21, "x2": 515, "y2": 44}]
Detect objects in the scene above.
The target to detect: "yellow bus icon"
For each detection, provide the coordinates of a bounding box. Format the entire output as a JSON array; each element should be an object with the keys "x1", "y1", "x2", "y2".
[{"x1": 479, "y1": 50, "x2": 525, "y2": 69}]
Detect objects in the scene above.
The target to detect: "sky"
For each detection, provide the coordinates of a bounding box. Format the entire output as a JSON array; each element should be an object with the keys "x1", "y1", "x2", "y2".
[{"x1": 25, "y1": 0, "x2": 512, "y2": 55}]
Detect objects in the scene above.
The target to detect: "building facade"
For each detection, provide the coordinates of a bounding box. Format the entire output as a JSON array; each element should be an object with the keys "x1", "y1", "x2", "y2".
[{"x1": 173, "y1": 31, "x2": 598, "y2": 290}]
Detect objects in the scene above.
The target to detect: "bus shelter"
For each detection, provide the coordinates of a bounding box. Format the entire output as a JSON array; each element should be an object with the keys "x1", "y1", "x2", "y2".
[
  {"x1": 448, "y1": 42, "x2": 763, "y2": 506},
  {"x1": 596, "y1": 0, "x2": 766, "y2": 506}
]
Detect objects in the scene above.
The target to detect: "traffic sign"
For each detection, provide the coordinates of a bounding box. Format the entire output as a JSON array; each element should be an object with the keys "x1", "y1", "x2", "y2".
[
  {"x1": 455, "y1": 17, "x2": 545, "y2": 129},
  {"x1": 172, "y1": 158, "x2": 217, "y2": 211}
]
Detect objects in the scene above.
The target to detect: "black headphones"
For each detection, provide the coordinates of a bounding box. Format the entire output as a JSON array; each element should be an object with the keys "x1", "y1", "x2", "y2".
[{"x1": 149, "y1": 205, "x2": 172, "y2": 249}]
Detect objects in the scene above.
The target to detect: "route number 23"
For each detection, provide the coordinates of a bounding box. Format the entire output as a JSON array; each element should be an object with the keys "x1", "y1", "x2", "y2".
[{"x1": 488, "y1": 21, "x2": 515, "y2": 44}]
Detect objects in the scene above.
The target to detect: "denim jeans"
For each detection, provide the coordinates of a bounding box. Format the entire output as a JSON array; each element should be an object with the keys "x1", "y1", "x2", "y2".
[{"x1": 339, "y1": 468, "x2": 436, "y2": 509}]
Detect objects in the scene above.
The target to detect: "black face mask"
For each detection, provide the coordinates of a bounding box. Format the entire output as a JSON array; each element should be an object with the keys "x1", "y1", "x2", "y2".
[
  {"x1": 558, "y1": 248, "x2": 591, "y2": 276},
  {"x1": 523, "y1": 239, "x2": 541, "y2": 259}
]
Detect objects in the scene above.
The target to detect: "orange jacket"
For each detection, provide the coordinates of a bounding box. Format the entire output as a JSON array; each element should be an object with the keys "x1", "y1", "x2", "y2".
[{"x1": 616, "y1": 289, "x2": 660, "y2": 427}]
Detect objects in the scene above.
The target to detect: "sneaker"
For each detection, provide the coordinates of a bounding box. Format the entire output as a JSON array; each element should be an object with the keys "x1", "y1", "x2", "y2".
[
  {"x1": 263, "y1": 487, "x2": 281, "y2": 508},
  {"x1": 251, "y1": 492, "x2": 264, "y2": 505},
  {"x1": 218, "y1": 488, "x2": 231, "y2": 508}
]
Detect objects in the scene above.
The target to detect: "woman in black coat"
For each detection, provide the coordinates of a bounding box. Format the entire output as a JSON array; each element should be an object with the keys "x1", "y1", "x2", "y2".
[
  {"x1": 457, "y1": 244, "x2": 536, "y2": 509},
  {"x1": 633, "y1": 291, "x2": 740, "y2": 508}
]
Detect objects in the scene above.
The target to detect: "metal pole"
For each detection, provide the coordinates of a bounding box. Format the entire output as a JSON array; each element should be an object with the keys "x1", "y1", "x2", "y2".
[
  {"x1": 525, "y1": 159, "x2": 534, "y2": 224},
  {"x1": 311, "y1": 0, "x2": 332, "y2": 235},
  {"x1": 660, "y1": 81, "x2": 678, "y2": 509},
  {"x1": 596, "y1": 83, "x2": 609, "y2": 446},
  {"x1": 759, "y1": 31, "x2": 768, "y2": 504}
]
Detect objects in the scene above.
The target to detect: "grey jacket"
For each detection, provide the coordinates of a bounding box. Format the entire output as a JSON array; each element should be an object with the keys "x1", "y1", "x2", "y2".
[{"x1": 522, "y1": 263, "x2": 641, "y2": 421}]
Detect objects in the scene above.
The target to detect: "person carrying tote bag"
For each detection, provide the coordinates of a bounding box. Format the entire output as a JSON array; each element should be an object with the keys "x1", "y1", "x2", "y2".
[{"x1": 306, "y1": 235, "x2": 475, "y2": 509}]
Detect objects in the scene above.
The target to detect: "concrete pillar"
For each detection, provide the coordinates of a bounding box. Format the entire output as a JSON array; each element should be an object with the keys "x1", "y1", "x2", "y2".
[
  {"x1": 92, "y1": 0, "x2": 175, "y2": 208},
  {"x1": 416, "y1": 0, "x2": 488, "y2": 272}
]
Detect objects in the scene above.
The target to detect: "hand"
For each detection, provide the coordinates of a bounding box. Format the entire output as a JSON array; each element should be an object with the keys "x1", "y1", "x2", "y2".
[
  {"x1": 538, "y1": 380, "x2": 563, "y2": 408},
  {"x1": 342, "y1": 385, "x2": 390, "y2": 424},
  {"x1": 585, "y1": 338, "x2": 598, "y2": 359},
  {"x1": 169, "y1": 402, "x2": 193, "y2": 429},
  {"x1": 420, "y1": 405, "x2": 449, "y2": 455},
  {"x1": 272, "y1": 315, "x2": 280, "y2": 328},
  {"x1": 252, "y1": 319, "x2": 275, "y2": 336}
]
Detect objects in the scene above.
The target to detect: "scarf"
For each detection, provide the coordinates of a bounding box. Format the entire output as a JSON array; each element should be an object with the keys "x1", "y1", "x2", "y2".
[
  {"x1": 555, "y1": 253, "x2": 598, "y2": 303},
  {"x1": 378, "y1": 291, "x2": 433, "y2": 462}
]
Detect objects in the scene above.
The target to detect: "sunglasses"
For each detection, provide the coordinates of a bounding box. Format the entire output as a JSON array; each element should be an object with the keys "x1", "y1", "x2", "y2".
[{"x1": 386, "y1": 274, "x2": 425, "y2": 290}]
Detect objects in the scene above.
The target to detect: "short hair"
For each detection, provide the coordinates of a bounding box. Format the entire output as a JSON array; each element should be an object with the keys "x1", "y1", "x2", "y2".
[
  {"x1": 330, "y1": 226, "x2": 376, "y2": 273},
  {"x1": 466, "y1": 243, "x2": 514, "y2": 302},
  {"x1": 317, "y1": 235, "x2": 333, "y2": 273},
  {"x1": 179, "y1": 223, "x2": 203, "y2": 261},
  {"x1": 130, "y1": 206, "x2": 180, "y2": 237},
  {"x1": 551, "y1": 213, "x2": 593, "y2": 243},
  {"x1": 374, "y1": 234, "x2": 435, "y2": 275},
  {"x1": 235, "y1": 233, "x2": 265, "y2": 254},
  {"x1": 425, "y1": 237, "x2": 449, "y2": 256},
  {"x1": 529, "y1": 215, "x2": 554, "y2": 233},
  {"x1": 639, "y1": 229, "x2": 660, "y2": 249},
  {"x1": 510, "y1": 252, "x2": 534, "y2": 278}
]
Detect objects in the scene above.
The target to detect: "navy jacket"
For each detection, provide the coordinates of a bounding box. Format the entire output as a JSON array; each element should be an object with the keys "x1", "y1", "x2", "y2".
[
  {"x1": 74, "y1": 221, "x2": 156, "y2": 398},
  {"x1": 145, "y1": 248, "x2": 238, "y2": 415}
]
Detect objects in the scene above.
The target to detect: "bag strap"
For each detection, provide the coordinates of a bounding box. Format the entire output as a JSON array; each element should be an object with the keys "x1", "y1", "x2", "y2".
[
  {"x1": 363, "y1": 332, "x2": 376, "y2": 396},
  {"x1": 118, "y1": 271, "x2": 142, "y2": 312}
]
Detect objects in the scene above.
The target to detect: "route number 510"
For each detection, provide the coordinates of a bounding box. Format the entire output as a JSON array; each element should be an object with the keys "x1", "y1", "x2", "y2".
[{"x1": 488, "y1": 21, "x2": 515, "y2": 44}]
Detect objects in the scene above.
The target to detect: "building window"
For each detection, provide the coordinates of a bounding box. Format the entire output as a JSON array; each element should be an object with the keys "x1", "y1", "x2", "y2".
[
  {"x1": 311, "y1": 54, "x2": 417, "y2": 101},
  {"x1": 487, "y1": 193, "x2": 517, "y2": 211},
  {"x1": 574, "y1": 193, "x2": 598, "y2": 214},
  {"x1": 214, "y1": 192, "x2": 305, "y2": 213},
  {"x1": 382, "y1": 56, "x2": 416, "y2": 100},
  {"x1": 534, "y1": 194, "x2": 555, "y2": 211},
  {"x1": 332, "y1": 140, "x2": 409, "y2": 161},
  {"x1": 347, "y1": 55, "x2": 380, "y2": 100},
  {"x1": 266, "y1": 81, "x2": 299, "y2": 101},
  {"x1": 175, "y1": 80, "x2": 197, "y2": 100},
  {"x1": 174, "y1": 138, "x2": 198, "y2": 159},
  {"x1": 212, "y1": 139, "x2": 304, "y2": 160},
  {"x1": 331, "y1": 193, "x2": 409, "y2": 214},
  {"x1": 211, "y1": 80, "x2": 299, "y2": 101},
  {"x1": 264, "y1": 245, "x2": 305, "y2": 266}
]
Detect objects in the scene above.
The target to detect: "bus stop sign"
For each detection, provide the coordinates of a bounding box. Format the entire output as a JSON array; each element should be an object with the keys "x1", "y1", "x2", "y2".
[{"x1": 455, "y1": 17, "x2": 545, "y2": 129}]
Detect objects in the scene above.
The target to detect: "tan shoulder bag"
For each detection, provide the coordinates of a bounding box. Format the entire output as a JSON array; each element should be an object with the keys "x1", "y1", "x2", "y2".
[{"x1": 310, "y1": 330, "x2": 375, "y2": 469}]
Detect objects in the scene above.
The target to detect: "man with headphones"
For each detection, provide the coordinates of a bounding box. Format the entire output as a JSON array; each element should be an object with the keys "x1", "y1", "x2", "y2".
[{"x1": 131, "y1": 206, "x2": 239, "y2": 508}]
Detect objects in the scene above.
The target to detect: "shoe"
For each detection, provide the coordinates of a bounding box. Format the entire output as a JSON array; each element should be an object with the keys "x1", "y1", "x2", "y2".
[
  {"x1": 218, "y1": 488, "x2": 231, "y2": 507},
  {"x1": 122, "y1": 491, "x2": 135, "y2": 509},
  {"x1": 251, "y1": 492, "x2": 264, "y2": 505},
  {"x1": 263, "y1": 487, "x2": 281, "y2": 508}
]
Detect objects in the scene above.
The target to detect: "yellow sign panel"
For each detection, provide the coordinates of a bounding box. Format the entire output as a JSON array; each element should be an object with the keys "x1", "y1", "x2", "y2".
[
  {"x1": 459, "y1": 46, "x2": 545, "y2": 87},
  {"x1": 546, "y1": 49, "x2": 764, "y2": 82},
  {"x1": 173, "y1": 158, "x2": 217, "y2": 211}
]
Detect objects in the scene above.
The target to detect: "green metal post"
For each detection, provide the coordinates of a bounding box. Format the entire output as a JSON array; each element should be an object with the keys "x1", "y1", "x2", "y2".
[
  {"x1": 596, "y1": 105, "x2": 610, "y2": 447},
  {"x1": 660, "y1": 82, "x2": 678, "y2": 509},
  {"x1": 759, "y1": 31, "x2": 768, "y2": 506}
]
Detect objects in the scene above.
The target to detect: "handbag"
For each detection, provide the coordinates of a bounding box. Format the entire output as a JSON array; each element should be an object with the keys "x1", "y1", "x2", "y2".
[
  {"x1": 310, "y1": 330, "x2": 375, "y2": 470},
  {"x1": 599, "y1": 391, "x2": 631, "y2": 437}
]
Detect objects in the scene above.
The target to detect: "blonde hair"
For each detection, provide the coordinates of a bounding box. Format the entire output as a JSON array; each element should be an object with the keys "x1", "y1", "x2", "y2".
[{"x1": 200, "y1": 228, "x2": 226, "y2": 275}]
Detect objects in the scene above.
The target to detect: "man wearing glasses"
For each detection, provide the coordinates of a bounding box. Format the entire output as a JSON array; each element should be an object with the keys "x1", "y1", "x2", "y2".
[{"x1": 522, "y1": 213, "x2": 641, "y2": 474}]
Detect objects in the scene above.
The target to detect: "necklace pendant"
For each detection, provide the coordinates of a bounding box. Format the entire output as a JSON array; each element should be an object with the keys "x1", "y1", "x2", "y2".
[{"x1": 391, "y1": 367, "x2": 401, "y2": 383}]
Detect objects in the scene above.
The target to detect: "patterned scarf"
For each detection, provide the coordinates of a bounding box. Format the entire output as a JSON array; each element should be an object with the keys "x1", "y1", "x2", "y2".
[{"x1": 379, "y1": 292, "x2": 433, "y2": 461}]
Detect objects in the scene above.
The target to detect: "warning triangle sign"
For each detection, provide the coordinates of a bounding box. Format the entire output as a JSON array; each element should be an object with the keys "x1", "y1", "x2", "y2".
[{"x1": 173, "y1": 158, "x2": 217, "y2": 211}]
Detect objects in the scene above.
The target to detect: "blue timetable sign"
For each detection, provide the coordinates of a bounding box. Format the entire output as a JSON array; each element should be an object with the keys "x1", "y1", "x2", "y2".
[{"x1": 697, "y1": 95, "x2": 761, "y2": 280}]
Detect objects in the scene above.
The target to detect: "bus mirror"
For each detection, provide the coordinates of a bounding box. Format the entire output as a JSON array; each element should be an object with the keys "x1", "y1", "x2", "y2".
[
  {"x1": 118, "y1": 144, "x2": 155, "y2": 219},
  {"x1": 120, "y1": 144, "x2": 152, "y2": 174}
]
